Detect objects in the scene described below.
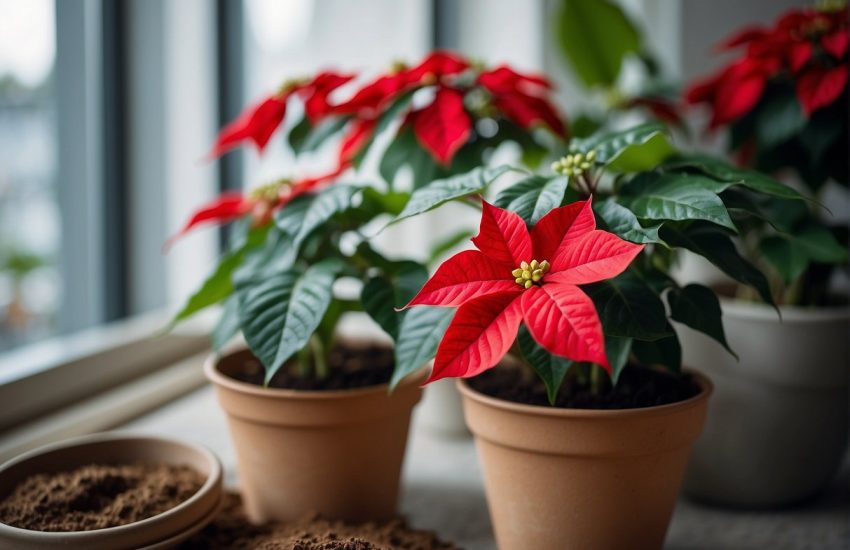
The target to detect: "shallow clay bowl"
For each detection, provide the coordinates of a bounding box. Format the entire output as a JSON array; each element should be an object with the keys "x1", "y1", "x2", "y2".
[{"x1": 0, "y1": 432, "x2": 223, "y2": 550}]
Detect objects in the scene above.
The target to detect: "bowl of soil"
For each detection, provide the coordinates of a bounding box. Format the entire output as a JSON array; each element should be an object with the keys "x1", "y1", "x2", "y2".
[{"x1": 0, "y1": 432, "x2": 223, "y2": 550}]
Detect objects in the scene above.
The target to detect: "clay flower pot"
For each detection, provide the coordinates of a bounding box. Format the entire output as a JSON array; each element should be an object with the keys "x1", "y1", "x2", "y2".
[
  {"x1": 205, "y1": 346, "x2": 423, "y2": 523},
  {"x1": 458, "y1": 373, "x2": 712, "y2": 550},
  {"x1": 679, "y1": 300, "x2": 849, "y2": 506},
  {"x1": 0, "y1": 433, "x2": 223, "y2": 550}
]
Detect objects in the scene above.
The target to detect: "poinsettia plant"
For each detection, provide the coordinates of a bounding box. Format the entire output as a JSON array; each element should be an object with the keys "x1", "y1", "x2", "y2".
[
  {"x1": 167, "y1": 52, "x2": 567, "y2": 383},
  {"x1": 553, "y1": 0, "x2": 684, "y2": 136},
  {"x1": 685, "y1": 3, "x2": 848, "y2": 305},
  {"x1": 387, "y1": 122, "x2": 808, "y2": 402}
]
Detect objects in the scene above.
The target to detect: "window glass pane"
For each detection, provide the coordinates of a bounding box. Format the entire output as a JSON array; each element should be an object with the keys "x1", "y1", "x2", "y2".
[
  {"x1": 241, "y1": 0, "x2": 430, "y2": 185},
  {"x1": 0, "y1": 0, "x2": 58, "y2": 351}
]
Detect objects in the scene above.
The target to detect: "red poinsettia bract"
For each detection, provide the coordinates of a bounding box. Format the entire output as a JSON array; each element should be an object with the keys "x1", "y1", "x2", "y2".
[
  {"x1": 405, "y1": 199, "x2": 644, "y2": 383},
  {"x1": 686, "y1": 6, "x2": 849, "y2": 127},
  {"x1": 165, "y1": 167, "x2": 342, "y2": 249},
  {"x1": 209, "y1": 71, "x2": 355, "y2": 158}
]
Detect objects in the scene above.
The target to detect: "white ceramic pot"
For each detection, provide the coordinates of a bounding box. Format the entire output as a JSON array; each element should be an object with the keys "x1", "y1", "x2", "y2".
[{"x1": 678, "y1": 299, "x2": 849, "y2": 507}]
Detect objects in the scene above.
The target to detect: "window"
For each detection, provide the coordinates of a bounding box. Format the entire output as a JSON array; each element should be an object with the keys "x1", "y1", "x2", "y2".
[{"x1": 0, "y1": 0, "x2": 59, "y2": 352}]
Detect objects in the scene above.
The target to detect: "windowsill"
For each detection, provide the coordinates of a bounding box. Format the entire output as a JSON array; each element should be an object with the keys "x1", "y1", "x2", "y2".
[{"x1": 122, "y1": 386, "x2": 850, "y2": 550}]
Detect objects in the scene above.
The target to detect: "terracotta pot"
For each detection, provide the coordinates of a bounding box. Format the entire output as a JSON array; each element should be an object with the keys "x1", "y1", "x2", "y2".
[
  {"x1": 0, "y1": 433, "x2": 223, "y2": 550},
  {"x1": 206, "y1": 346, "x2": 423, "y2": 523},
  {"x1": 679, "y1": 300, "x2": 849, "y2": 507},
  {"x1": 458, "y1": 373, "x2": 712, "y2": 550}
]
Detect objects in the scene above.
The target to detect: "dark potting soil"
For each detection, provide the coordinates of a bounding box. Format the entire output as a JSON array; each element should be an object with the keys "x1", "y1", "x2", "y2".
[
  {"x1": 228, "y1": 342, "x2": 395, "y2": 391},
  {"x1": 469, "y1": 364, "x2": 700, "y2": 410},
  {"x1": 0, "y1": 462, "x2": 204, "y2": 532},
  {"x1": 181, "y1": 492, "x2": 459, "y2": 550}
]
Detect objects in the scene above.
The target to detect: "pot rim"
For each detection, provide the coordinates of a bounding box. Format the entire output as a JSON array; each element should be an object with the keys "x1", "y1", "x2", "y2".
[
  {"x1": 205, "y1": 345, "x2": 426, "y2": 399},
  {"x1": 719, "y1": 296, "x2": 850, "y2": 323},
  {"x1": 457, "y1": 370, "x2": 713, "y2": 420},
  {"x1": 0, "y1": 432, "x2": 222, "y2": 541}
]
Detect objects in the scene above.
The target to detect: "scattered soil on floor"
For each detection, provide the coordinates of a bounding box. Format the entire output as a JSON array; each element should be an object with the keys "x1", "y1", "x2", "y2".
[
  {"x1": 469, "y1": 363, "x2": 701, "y2": 409},
  {"x1": 223, "y1": 341, "x2": 396, "y2": 391},
  {"x1": 181, "y1": 492, "x2": 458, "y2": 550},
  {"x1": 0, "y1": 462, "x2": 204, "y2": 532}
]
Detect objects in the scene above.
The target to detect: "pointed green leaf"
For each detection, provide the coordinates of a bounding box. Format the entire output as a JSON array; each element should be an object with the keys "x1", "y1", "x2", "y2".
[
  {"x1": 794, "y1": 226, "x2": 848, "y2": 264},
  {"x1": 584, "y1": 270, "x2": 672, "y2": 341},
  {"x1": 492, "y1": 175, "x2": 568, "y2": 225},
  {"x1": 212, "y1": 296, "x2": 241, "y2": 351},
  {"x1": 274, "y1": 184, "x2": 360, "y2": 253},
  {"x1": 594, "y1": 198, "x2": 664, "y2": 244},
  {"x1": 391, "y1": 306, "x2": 454, "y2": 389},
  {"x1": 389, "y1": 165, "x2": 514, "y2": 225},
  {"x1": 632, "y1": 323, "x2": 681, "y2": 372},
  {"x1": 621, "y1": 172, "x2": 737, "y2": 231},
  {"x1": 361, "y1": 262, "x2": 428, "y2": 340},
  {"x1": 518, "y1": 324, "x2": 573, "y2": 405},
  {"x1": 668, "y1": 284, "x2": 736, "y2": 358},
  {"x1": 289, "y1": 116, "x2": 350, "y2": 154},
  {"x1": 555, "y1": 0, "x2": 641, "y2": 88},
  {"x1": 759, "y1": 236, "x2": 810, "y2": 284},
  {"x1": 664, "y1": 155, "x2": 805, "y2": 201},
  {"x1": 661, "y1": 223, "x2": 776, "y2": 308},
  {"x1": 170, "y1": 251, "x2": 242, "y2": 325},
  {"x1": 605, "y1": 335, "x2": 632, "y2": 385},
  {"x1": 570, "y1": 123, "x2": 670, "y2": 169},
  {"x1": 236, "y1": 259, "x2": 345, "y2": 382}
]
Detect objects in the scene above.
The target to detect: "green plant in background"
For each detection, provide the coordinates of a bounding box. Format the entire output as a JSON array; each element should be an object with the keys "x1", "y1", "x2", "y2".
[
  {"x1": 553, "y1": 0, "x2": 682, "y2": 136},
  {"x1": 387, "y1": 122, "x2": 808, "y2": 398},
  {"x1": 167, "y1": 52, "x2": 567, "y2": 383},
  {"x1": 684, "y1": 3, "x2": 849, "y2": 305}
]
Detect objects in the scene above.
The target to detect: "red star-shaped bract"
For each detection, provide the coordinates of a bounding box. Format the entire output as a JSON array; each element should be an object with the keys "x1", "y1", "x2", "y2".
[
  {"x1": 477, "y1": 65, "x2": 567, "y2": 138},
  {"x1": 165, "y1": 167, "x2": 344, "y2": 248},
  {"x1": 685, "y1": 6, "x2": 849, "y2": 126},
  {"x1": 405, "y1": 199, "x2": 644, "y2": 383},
  {"x1": 209, "y1": 71, "x2": 355, "y2": 158}
]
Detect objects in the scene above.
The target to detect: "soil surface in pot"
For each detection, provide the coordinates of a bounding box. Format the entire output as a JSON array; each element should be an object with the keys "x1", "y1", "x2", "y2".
[
  {"x1": 181, "y1": 491, "x2": 458, "y2": 550},
  {"x1": 228, "y1": 342, "x2": 395, "y2": 391},
  {"x1": 470, "y1": 364, "x2": 700, "y2": 409},
  {"x1": 0, "y1": 462, "x2": 204, "y2": 532}
]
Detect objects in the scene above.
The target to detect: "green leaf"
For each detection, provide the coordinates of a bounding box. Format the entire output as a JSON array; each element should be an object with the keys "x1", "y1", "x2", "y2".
[
  {"x1": 288, "y1": 116, "x2": 350, "y2": 154},
  {"x1": 605, "y1": 335, "x2": 632, "y2": 385},
  {"x1": 361, "y1": 262, "x2": 429, "y2": 341},
  {"x1": 236, "y1": 259, "x2": 345, "y2": 383},
  {"x1": 212, "y1": 296, "x2": 241, "y2": 351},
  {"x1": 389, "y1": 165, "x2": 514, "y2": 225},
  {"x1": 274, "y1": 184, "x2": 360, "y2": 252},
  {"x1": 759, "y1": 235, "x2": 809, "y2": 284},
  {"x1": 492, "y1": 175, "x2": 568, "y2": 225},
  {"x1": 584, "y1": 270, "x2": 671, "y2": 341},
  {"x1": 428, "y1": 229, "x2": 475, "y2": 265},
  {"x1": 570, "y1": 123, "x2": 671, "y2": 171},
  {"x1": 517, "y1": 324, "x2": 572, "y2": 405},
  {"x1": 621, "y1": 172, "x2": 737, "y2": 231},
  {"x1": 794, "y1": 226, "x2": 848, "y2": 264},
  {"x1": 661, "y1": 223, "x2": 776, "y2": 308},
  {"x1": 361, "y1": 276, "x2": 400, "y2": 339},
  {"x1": 380, "y1": 127, "x2": 443, "y2": 189},
  {"x1": 555, "y1": 0, "x2": 641, "y2": 88},
  {"x1": 391, "y1": 306, "x2": 455, "y2": 389},
  {"x1": 359, "y1": 188, "x2": 410, "y2": 217},
  {"x1": 668, "y1": 284, "x2": 736, "y2": 358},
  {"x1": 664, "y1": 155, "x2": 805, "y2": 201},
  {"x1": 631, "y1": 323, "x2": 681, "y2": 372},
  {"x1": 755, "y1": 87, "x2": 805, "y2": 149},
  {"x1": 594, "y1": 198, "x2": 664, "y2": 244},
  {"x1": 170, "y1": 251, "x2": 242, "y2": 325}
]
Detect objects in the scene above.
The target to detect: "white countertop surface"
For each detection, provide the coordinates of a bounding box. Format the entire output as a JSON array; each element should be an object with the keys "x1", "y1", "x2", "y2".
[{"x1": 124, "y1": 386, "x2": 850, "y2": 550}]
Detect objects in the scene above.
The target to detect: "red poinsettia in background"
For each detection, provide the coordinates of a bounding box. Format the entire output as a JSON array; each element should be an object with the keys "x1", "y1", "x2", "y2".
[
  {"x1": 169, "y1": 51, "x2": 566, "y2": 245},
  {"x1": 404, "y1": 199, "x2": 643, "y2": 383},
  {"x1": 686, "y1": 5, "x2": 848, "y2": 127}
]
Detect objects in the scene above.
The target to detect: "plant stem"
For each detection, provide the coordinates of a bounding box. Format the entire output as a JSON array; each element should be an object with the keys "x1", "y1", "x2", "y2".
[
  {"x1": 296, "y1": 345, "x2": 312, "y2": 378},
  {"x1": 589, "y1": 363, "x2": 606, "y2": 396},
  {"x1": 311, "y1": 334, "x2": 328, "y2": 379}
]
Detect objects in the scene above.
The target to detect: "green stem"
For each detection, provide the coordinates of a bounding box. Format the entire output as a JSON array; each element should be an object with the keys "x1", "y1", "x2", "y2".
[
  {"x1": 296, "y1": 345, "x2": 313, "y2": 378},
  {"x1": 590, "y1": 363, "x2": 606, "y2": 396},
  {"x1": 311, "y1": 334, "x2": 328, "y2": 379}
]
